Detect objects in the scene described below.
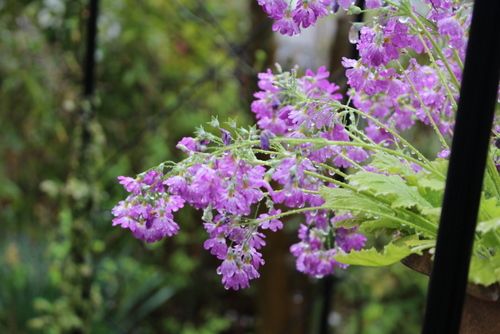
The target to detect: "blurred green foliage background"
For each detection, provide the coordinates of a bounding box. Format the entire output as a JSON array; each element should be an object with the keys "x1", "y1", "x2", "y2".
[{"x1": 0, "y1": 0, "x2": 427, "y2": 333}]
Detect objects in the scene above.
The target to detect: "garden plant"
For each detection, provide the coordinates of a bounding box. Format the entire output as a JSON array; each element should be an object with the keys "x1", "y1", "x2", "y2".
[{"x1": 113, "y1": 0, "x2": 500, "y2": 295}]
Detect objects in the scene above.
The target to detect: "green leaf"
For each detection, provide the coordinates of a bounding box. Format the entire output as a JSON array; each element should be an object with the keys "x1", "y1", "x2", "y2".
[
  {"x1": 335, "y1": 243, "x2": 414, "y2": 267},
  {"x1": 359, "y1": 218, "x2": 401, "y2": 233},
  {"x1": 469, "y1": 254, "x2": 500, "y2": 286},
  {"x1": 332, "y1": 216, "x2": 365, "y2": 228},
  {"x1": 347, "y1": 172, "x2": 432, "y2": 211},
  {"x1": 370, "y1": 153, "x2": 415, "y2": 176},
  {"x1": 420, "y1": 207, "x2": 441, "y2": 222},
  {"x1": 477, "y1": 218, "x2": 500, "y2": 234},
  {"x1": 478, "y1": 196, "x2": 500, "y2": 222},
  {"x1": 320, "y1": 186, "x2": 436, "y2": 236},
  {"x1": 320, "y1": 187, "x2": 393, "y2": 217},
  {"x1": 417, "y1": 176, "x2": 444, "y2": 192},
  {"x1": 429, "y1": 159, "x2": 449, "y2": 176}
]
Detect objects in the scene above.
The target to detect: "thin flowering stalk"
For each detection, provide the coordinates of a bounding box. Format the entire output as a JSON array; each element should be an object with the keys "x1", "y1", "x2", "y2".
[
  {"x1": 414, "y1": 33, "x2": 459, "y2": 110},
  {"x1": 397, "y1": 61, "x2": 450, "y2": 149},
  {"x1": 299, "y1": 188, "x2": 320, "y2": 195},
  {"x1": 344, "y1": 123, "x2": 403, "y2": 157},
  {"x1": 333, "y1": 202, "x2": 436, "y2": 236},
  {"x1": 327, "y1": 103, "x2": 439, "y2": 171},
  {"x1": 486, "y1": 158, "x2": 500, "y2": 198},
  {"x1": 253, "y1": 206, "x2": 328, "y2": 225},
  {"x1": 453, "y1": 50, "x2": 464, "y2": 70},
  {"x1": 411, "y1": 5, "x2": 466, "y2": 72},
  {"x1": 318, "y1": 163, "x2": 348, "y2": 178},
  {"x1": 349, "y1": 125, "x2": 389, "y2": 149},
  {"x1": 385, "y1": 0, "x2": 461, "y2": 88},
  {"x1": 406, "y1": 8, "x2": 461, "y2": 89},
  {"x1": 330, "y1": 102, "x2": 430, "y2": 161},
  {"x1": 304, "y1": 170, "x2": 349, "y2": 188},
  {"x1": 348, "y1": 126, "x2": 415, "y2": 172},
  {"x1": 273, "y1": 137, "x2": 443, "y2": 177},
  {"x1": 210, "y1": 140, "x2": 260, "y2": 154},
  {"x1": 337, "y1": 152, "x2": 366, "y2": 171}
]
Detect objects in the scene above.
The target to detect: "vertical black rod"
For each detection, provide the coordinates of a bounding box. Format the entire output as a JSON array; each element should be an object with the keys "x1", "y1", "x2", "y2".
[
  {"x1": 84, "y1": 0, "x2": 99, "y2": 98},
  {"x1": 422, "y1": 0, "x2": 500, "y2": 333},
  {"x1": 68, "y1": 2, "x2": 99, "y2": 333}
]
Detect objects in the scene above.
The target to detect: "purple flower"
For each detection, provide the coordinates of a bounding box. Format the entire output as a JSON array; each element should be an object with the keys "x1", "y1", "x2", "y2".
[
  {"x1": 438, "y1": 17, "x2": 464, "y2": 49},
  {"x1": 335, "y1": 227, "x2": 367, "y2": 252},
  {"x1": 293, "y1": 0, "x2": 331, "y2": 29},
  {"x1": 112, "y1": 169, "x2": 186, "y2": 243},
  {"x1": 272, "y1": 10, "x2": 300, "y2": 36},
  {"x1": 365, "y1": 0, "x2": 382, "y2": 9},
  {"x1": 258, "y1": 209, "x2": 284, "y2": 232},
  {"x1": 438, "y1": 149, "x2": 450, "y2": 159},
  {"x1": 217, "y1": 245, "x2": 264, "y2": 290},
  {"x1": 257, "y1": 0, "x2": 288, "y2": 19},
  {"x1": 338, "y1": 0, "x2": 355, "y2": 10},
  {"x1": 221, "y1": 129, "x2": 232, "y2": 146},
  {"x1": 176, "y1": 137, "x2": 198, "y2": 153},
  {"x1": 260, "y1": 130, "x2": 274, "y2": 150},
  {"x1": 117, "y1": 176, "x2": 141, "y2": 194},
  {"x1": 204, "y1": 235, "x2": 228, "y2": 260},
  {"x1": 112, "y1": 198, "x2": 182, "y2": 243}
]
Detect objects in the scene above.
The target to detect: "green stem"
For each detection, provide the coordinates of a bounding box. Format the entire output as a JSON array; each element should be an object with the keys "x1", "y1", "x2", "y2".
[
  {"x1": 254, "y1": 206, "x2": 327, "y2": 224},
  {"x1": 407, "y1": 9, "x2": 461, "y2": 89},
  {"x1": 398, "y1": 61, "x2": 450, "y2": 149},
  {"x1": 415, "y1": 33, "x2": 458, "y2": 110},
  {"x1": 330, "y1": 102, "x2": 434, "y2": 167},
  {"x1": 318, "y1": 163, "x2": 348, "y2": 178},
  {"x1": 486, "y1": 157, "x2": 500, "y2": 198},
  {"x1": 274, "y1": 137, "x2": 444, "y2": 178}
]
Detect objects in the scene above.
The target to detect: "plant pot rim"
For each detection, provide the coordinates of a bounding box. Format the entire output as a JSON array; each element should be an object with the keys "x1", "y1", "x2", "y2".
[{"x1": 402, "y1": 252, "x2": 500, "y2": 303}]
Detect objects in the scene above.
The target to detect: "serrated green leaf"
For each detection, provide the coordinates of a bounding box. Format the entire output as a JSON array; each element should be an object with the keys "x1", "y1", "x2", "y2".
[
  {"x1": 429, "y1": 159, "x2": 448, "y2": 175},
  {"x1": 335, "y1": 243, "x2": 414, "y2": 267},
  {"x1": 469, "y1": 254, "x2": 500, "y2": 286},
  {"x1": 332, "y1": 216, "x2": 364, "y2": 228},
  {"x1": 347, "y1": 172, "x2": 432, "y2": 211},
  {"x1": 477, "y1": 218, "x2": 500, "y2": 234},
  {"x1": 420, "y1": 207, "x2": 441, "y2": 222},
  {"x1": 359, "y1": 218, "x2": 401, "y2": 233},
  {"x1": 417, "y1": 176, "x2": 444, "y2": 192},
  {"x1": 478, "y1": 196, "x2": 500, "y2": 222},
  {"x1": 320, "y1": 187, "x2": 393, "y2": 217},
  {"x1": 320, "y1": 186, "x2": 436, "y2": 236},
  {"x1": 370, "y1": 153, "x2": 414, "y2": 176}
]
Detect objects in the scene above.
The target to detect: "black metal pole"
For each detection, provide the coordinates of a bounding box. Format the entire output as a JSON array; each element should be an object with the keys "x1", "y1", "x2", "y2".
[
  {"x1": 68, "y1": 1, "x2": 99, "y2": 333},
  {"x1": 421, "y1": 0, "x2": 500, "y2": 333},
  {"x1": 84, "y1": 0, "x2": 99, "y2": 98}
]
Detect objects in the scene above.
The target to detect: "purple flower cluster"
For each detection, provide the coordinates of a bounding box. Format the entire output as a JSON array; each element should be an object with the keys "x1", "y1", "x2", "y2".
[
  {"x1": 290, "y1": 213, "x2": 366, "y2": 277},
  {"x1": 112, "y1": 171, "x2": 185, "y2": 242},
  {"x1": 251, "y1": 66, "x2": 343, "y2": 134},
  {"x1": 257, "y1": 0, "x2": 356, "y2": 36},
  {"x1": 258, "y1": 0, "x2": 471, "y2": 150},
  {"x1": 342, "y1": 1, "x2": 470, "y2": 146},
  {"x1": 251, "y1": 66, "x2": 371, "y2": 169},
  {"x1": 167, "y1": 154, "x2": 268, "y2": 215},
  {"x1": 166, "y1": 154, "x2": 275, "y2": 289}
]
